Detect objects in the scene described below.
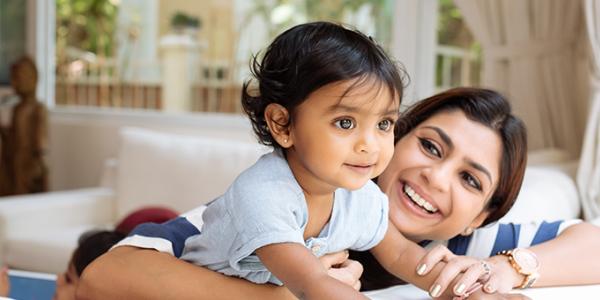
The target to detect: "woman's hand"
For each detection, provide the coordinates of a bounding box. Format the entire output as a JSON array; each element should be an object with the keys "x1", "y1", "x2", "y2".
[
  {"x1": 319, "y1": 251, "x2": 364, "y2": 291},
  {"x1": 0, "y1": 266, "x2": 9, "y2": 297},
  {"x1": 453, "y1": 290, "x2": 532, "y2": 300},
  {"x1": 415, "y1": 245, "x2": 496, "y2": 298}
]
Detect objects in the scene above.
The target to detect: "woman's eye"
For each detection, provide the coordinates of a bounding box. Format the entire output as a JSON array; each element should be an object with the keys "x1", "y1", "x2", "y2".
[
  {"x1": 461, "y1": 172, "x2": 482, "y2": 191},
  {"x1": 419, "y1": 138, "x2": 441, "y2": 157},
  {"x1": 334, "y1": 118, "x2": 355, "y2": 130},
  {"x1": 377, "y1": 119, "x2": 394, "y2": 132}
]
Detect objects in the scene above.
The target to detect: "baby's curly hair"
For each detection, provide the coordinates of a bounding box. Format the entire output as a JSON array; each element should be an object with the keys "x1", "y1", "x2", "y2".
[{"x1": 242, "y1": 21, "x2": 407, "y2": 150}]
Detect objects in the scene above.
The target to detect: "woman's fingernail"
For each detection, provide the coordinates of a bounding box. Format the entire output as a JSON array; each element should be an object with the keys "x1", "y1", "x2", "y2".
[
  {"x1": 484, "y1": 283, "x2": 494, "y2": 293},
  {"x1": 416, "y1": 263, "x2": 427, "y2": 275},
  {"x1": 454, "y1": 283, "x2": 466, "y2": 295},
  {"x1": 430, "y1": 284, "x2": 442, "y2": 298}
]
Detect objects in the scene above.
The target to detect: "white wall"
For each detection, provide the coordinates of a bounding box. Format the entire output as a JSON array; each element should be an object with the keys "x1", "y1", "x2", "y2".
[{"x1": 48, "y1": 108, "x2": 255, "y2": 191}]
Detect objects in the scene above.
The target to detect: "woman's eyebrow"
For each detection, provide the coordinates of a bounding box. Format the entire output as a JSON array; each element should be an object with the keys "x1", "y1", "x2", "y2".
[
  {"x1": 465, "y1": 159, "x2": 492, "y2": 183},
  {"x1": 422, "y1": 125, "x2": 492, "y2": 183},
  {"x1": 423, "y1": 126, "x2": 453, "y2": 149}
]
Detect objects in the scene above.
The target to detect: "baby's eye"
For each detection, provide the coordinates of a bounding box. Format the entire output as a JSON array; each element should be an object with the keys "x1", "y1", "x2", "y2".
[
  {"x1": 377, "y1": 119, "x2": 394, "y2": 132},
  {"x1": 418, "y1": 138, "x2": 441, "y2": 157},
  {"x1": 461, "y1": 172, "x2": 482, "y2": 191},
  {"x1": 334, "y1": 118, "x2": 355, "y2": 130}
]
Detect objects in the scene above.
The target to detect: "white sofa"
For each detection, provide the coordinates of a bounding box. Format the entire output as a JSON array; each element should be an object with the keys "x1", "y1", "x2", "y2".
[{"x1": 0, "y1": 126, "x2": 581, "y2": 274}]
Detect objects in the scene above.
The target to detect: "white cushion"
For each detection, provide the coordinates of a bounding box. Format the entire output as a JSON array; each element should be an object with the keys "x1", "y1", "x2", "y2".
[
  {"x1": 115, "y1": 127, "x2": 267, "y2": 219},
  {"x1": 500, "y1": 166, "x2": 580, "y2": 223},
  {"x1": 5, "y1": 225, "x2": 100, "y2": 274}
]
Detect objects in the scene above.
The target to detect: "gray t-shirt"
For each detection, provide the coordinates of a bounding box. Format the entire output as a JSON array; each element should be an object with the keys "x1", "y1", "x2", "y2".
[{"x1": 181, "y1": 151, "x2": 389, "y2": 285}]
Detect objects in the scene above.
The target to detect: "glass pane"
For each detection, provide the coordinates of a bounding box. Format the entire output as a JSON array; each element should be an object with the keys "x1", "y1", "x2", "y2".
[
  {"x1": 0, "y1": 0, "x2": 26, "y2": 85},
  {"x1": 54, "y1": 0, "x2": 393, "y2": 114},
  {"x1": 435, "y1": 0, "x2": 480, "y2": 91}
]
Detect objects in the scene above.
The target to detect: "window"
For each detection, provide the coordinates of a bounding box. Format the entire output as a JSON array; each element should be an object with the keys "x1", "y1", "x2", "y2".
[
  {"x1": 53, "y1": 0, "x2": 394, "y2": 114},
  {"x1": 435, "y1": 0, "x2": 480, "y2": 91},
  {"x1": 0, "y1": 0, "x2": 27, "y2": 86}
]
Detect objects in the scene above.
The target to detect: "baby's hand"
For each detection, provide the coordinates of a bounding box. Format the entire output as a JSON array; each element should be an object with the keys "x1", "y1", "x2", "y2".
[
  {"x1": 416, "y1": 245, "x2": 493, "y2": 298},
  {"x1": 0, "y1": 266, "x2": 9, "y2": 297},
  {"x1": 319, "y1": 251, "x2": 363, "y2": 291}
]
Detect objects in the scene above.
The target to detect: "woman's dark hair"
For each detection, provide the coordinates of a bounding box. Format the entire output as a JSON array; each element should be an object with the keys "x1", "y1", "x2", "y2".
[
  {"x1": 354, "y1": 87, "x2": 528, "y2": 291},
  {"x1": 395, "y1": 87, "x2": 527, "y2": 226},
  {"x1": 242, "y1": 21, "x2": 407, "y2": 150},
  {"x1": 72, "y1": 230, "x2": 126, "y2": 276}
]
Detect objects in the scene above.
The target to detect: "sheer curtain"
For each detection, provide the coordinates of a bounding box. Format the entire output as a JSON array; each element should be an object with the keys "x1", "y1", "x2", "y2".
[
  {"x1": 454, "y1": 0, "x2": 588, "y2": 158},
  {"x1": 578, "y1": 0, "x2": 600, "y2": 220}
]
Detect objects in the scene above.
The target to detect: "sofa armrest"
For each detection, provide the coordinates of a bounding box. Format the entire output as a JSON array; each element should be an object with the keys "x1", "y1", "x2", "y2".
[{"x1": 0, "y1": 188, "x2": 116, "y2": 239}]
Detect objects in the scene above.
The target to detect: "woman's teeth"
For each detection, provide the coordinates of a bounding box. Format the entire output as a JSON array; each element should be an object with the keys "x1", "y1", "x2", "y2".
[{"x1": 403, "y1": 184, "x2": 438, "y2": 213}]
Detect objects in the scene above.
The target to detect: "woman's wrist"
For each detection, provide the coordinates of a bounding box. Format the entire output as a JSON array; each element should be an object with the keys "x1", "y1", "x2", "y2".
[{"x1": 487, "y1": 255, "x2": 524, "y2": 289}]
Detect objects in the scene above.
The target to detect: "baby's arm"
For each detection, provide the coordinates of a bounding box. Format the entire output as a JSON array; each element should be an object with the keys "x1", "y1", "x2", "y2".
[
  {"x1": 370, "y1": 225, "x2": 459, "y2": 298},
  {"x1": 256, "y1": 243, "x2": 368, "y2": 300}
]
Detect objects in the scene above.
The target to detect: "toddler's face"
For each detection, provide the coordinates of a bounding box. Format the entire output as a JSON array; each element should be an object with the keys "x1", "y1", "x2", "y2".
[
  {"x1": 53, "y1": 261, "x2": 79, "y2": 300},
  {"x1": 285, "y1": 78, "x2": 399, "y2": 193}
]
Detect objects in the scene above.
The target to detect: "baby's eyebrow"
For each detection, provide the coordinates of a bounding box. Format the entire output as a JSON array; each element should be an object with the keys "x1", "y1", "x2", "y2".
[
  {"x1": 327, "y1": 103, "x2": 361, "y2": 113},
  {"x1": 327, "y1": 104, "x2": 399, "y2": 117}
]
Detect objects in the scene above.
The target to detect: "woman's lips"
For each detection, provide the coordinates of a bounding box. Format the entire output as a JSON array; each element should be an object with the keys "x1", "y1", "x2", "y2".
[{"x1": 396, "y1": 181, "x2": 443, "y2": 219}]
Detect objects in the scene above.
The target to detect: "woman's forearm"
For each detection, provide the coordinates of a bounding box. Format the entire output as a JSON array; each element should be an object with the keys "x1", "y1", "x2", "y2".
[
  {"x1": 77, "y1": 246, "x2": 296, "y2": 300},
  {"x1": 527, "y1": 222, "x2": 600, "y2": 286}
]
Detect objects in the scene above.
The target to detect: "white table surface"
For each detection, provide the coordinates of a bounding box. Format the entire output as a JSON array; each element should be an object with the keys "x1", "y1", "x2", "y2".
[{"x1": 364, "y1": 283, "x2": 600, "y2": 299}]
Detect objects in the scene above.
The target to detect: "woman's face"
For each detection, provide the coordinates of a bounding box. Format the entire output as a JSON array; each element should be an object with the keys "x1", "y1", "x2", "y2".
[
  {"x1": 52, "y1": 261, "x2": 78, "y2": 300},
  {"x1": 377, "y1": 109, "x2": 502, "y2": 241}
]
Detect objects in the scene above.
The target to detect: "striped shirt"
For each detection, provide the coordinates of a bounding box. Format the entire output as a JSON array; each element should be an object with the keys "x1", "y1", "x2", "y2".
[{"x1": 117, "y1": 206, "x2": 580, "y2": 259}]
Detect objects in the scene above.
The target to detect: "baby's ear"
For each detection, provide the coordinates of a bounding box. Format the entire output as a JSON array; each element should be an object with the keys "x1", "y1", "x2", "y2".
[{"x1": 264, "y1": 103, "x2": 292, "y2": 148}]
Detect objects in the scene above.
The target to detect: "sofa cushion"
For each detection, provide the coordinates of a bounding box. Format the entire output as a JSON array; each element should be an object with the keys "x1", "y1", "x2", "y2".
[
  {"x1": 5, "y1": 225, "x2": 101, "y2": 274},
  {"x1": 499, "y1": 165, "x2": 580, "y2": 223},
  {"x1": 115, "y1": 127, "x2": 267, "y2": 219}
]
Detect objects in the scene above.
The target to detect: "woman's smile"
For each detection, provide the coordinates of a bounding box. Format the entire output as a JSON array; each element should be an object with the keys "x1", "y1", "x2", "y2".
[{"x1": 379, "y1": 110, "x2": 502, "y2": 241}]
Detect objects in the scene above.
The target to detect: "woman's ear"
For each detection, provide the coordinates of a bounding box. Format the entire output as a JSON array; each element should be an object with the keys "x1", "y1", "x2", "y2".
[
  {"x1": 264, "y1": 103, "x2": 292, "y2": 148},
  {"x1": 469, "y1": 209, "x2": 491, "y2": 230}
]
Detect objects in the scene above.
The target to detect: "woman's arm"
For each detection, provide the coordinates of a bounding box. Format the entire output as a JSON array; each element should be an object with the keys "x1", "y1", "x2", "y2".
[
  {"x1": 491, "y1": 222, "x2": 600, "y2": 287},
  {"x1": 77, "y1": 246, "x2": 363, "y2": 300},
  {"x1": 77, "y1": 246, "x2": 295, "y2": 300},
  {"x1": 416, "y1": 222, "x2": 600, "y2": 296}
]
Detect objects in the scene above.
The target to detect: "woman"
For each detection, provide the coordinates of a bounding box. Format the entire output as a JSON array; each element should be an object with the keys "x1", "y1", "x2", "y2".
[{"x1": 77, "y1": 88, "x2": 600, "y2": 299}]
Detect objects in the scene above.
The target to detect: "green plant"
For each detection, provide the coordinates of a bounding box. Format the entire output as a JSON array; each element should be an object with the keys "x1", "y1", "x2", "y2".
[{"x1": 170, "y1": 11, "x2": 201, "y2": 29}]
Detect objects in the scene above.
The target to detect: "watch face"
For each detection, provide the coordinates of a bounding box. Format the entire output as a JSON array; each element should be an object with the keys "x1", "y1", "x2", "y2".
[{"x1": 513, "y1": 248, "x2": 540, "y2": 274}]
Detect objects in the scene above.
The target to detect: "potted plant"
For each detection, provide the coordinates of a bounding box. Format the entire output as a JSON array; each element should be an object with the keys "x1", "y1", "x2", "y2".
[{"x1": 170, "y1": 12, "x2": 202, "y2": 37}]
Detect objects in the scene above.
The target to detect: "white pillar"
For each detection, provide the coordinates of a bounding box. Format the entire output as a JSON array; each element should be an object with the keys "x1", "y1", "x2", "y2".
[
  {"x1": 159, "y1": 35, "x2": 199, "y2": 112},
  {"x1": 390, "y1": 0, "x2": 438, "y2": 106}
]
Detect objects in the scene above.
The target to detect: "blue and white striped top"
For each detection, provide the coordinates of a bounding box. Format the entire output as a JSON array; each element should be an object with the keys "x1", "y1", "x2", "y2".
[{"x1": 116, "y1": 204, "x2": 580, "y2": 260}]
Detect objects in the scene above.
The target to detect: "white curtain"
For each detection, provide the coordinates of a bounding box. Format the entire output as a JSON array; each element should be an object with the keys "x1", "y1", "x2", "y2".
[
  {"x1": 578, "y1": 0, "x2": 600, "y2": 220},
  {"x1": 454, "y1": 0, "x2": 588, "y2": 158}
]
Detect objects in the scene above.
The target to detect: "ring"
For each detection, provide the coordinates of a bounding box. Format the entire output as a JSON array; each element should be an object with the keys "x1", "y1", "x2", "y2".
[{"x1": 480, "y1": 260, "x2": 492, "y2": 276}]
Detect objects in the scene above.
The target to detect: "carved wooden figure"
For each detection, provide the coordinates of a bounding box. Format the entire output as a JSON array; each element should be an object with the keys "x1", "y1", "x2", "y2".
[{"x1": 0, "y1": 56, "x2": 48, "y2": 196}]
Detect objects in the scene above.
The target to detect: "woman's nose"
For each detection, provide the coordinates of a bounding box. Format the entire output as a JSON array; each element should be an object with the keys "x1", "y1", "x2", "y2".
[{"x1": 420, "y1": 164, "x2": 450, "y2": 193}]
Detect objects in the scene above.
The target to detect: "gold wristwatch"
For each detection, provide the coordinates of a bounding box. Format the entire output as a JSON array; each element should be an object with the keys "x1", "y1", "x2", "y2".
[{"x1": 497, "y1": 248, "x2": 540, "y2": 289}]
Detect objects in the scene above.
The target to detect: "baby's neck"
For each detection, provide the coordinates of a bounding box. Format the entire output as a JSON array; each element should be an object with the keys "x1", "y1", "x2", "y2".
[{"x1": 303, "y1": 191, "x2": 335, "y2": 240}]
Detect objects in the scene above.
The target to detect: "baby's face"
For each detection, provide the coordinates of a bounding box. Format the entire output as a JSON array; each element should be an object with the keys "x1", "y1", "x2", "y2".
[
  {"x1": 53, "y1": 261, "x2": 79, "y2": 300},
  {"x1": 285, "y1": 78, "x2": 399, "y2": 194}
]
